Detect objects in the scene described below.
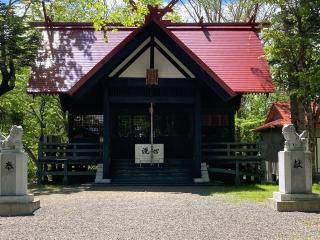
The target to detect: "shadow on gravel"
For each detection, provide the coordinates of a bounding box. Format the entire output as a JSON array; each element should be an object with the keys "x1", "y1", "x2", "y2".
[
  {"x1": 29, "y1": 183, "x2": 278, "y2": 197},
  {"x1": 82, "y1": 184, "x2": 274, "y2": 196},
  {"x1": 29, "y1": 184, "x2": 90, "y2": 196}
]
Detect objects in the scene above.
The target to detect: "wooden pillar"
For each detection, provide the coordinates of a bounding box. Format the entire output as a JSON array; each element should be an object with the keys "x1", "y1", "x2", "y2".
[
  {"x1": 63, "y1": 160, "x2": 68, "y2": 184},
  {"x1": 37, "y1": 139, "x2": 43, "y2": 184},
  {"x1": 229, "y1": 109, "x2": 235, "y2": 141},
  {"x1": 194, "y1": 86, "x2": 202, "y2": 178},
  {"x1": 68, "y1": 113, "x2": 74, "y2": 140},
  {"x1": 103, "y1": 86, "x2": 111, "y2": 179},
  {"x1": 235, "y1": 161, "x2": 240, "y2": 186}
]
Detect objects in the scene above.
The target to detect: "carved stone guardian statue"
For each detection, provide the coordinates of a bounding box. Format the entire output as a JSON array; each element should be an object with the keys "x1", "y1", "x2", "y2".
[
  {"x1": 282, "y1": 124, "x2": 308, "y2": 151},
  {"x1": 0, "y1": 125, "x2": 23, "y2": 151},
  {"x1": 268, "y1": 124, "x2": 320, "y2": 212},
  {"x1": 0, "y1": 126, "x2": 40, "y2": 216}
]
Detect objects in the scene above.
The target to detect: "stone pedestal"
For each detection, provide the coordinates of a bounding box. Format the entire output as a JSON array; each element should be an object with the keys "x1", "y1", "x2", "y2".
[
  {"x1": 0, "y1": 151, "x2": 28, "y2": 195},
  {"x1": 268, "y1": 192, "x2": 320, "y2": 212},
  {"x1": 268, "y1": 149, "x2": 320, "y2": 212},
  {"x1": 194, "y1": 163, "x2": 210, "y2": 183},
  {"x1": 0, "y1": 150, "x2": 40, "y2": 216},
  {"x1": 278, "y1": 151, "x2": 312, "y2": 194},
  {"x1": 95, "y1": 164, "x2": 111, "y2": 184}
]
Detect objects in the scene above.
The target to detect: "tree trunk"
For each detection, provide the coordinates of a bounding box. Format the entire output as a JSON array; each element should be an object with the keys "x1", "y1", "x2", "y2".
[
  {"x1": 290, "y1": 95, "x2": 306, "y2": 133},
  {"x1": 0, "y1": 60, "x2": 15, "y2": 96},
  {"x1": 0, "y1": 77, "x2": 14, "y2": 96},
  {"x1": 288, "y1": 70, "x2": 305, "y2": 133},
  {"x1": 24, "y1": 146, "x2": 37, "y2": 165},
  {"x1": 305, "y1": 102, "x2": 320, "y2": 173}
]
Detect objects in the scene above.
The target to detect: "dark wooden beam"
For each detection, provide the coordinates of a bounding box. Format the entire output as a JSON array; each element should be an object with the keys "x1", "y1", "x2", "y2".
[
  {"x1": 110, "y1": 96, "x2": 194, "y2": 104},
  {"x1": 109, "y1": 77, "x2": 193, "y2": 87},
  {"x1": 103, "y1": 86, "x2": 111, "y2": 179},
  {"x1": 68, "y1": 113, "x2": 74, "y2": 140},
  {"x1": 193, "y1": 86, "x2": 202, "y2": 178},
  {"x1": 150, "y1": 36, "x2": 155, "y2": 68}
]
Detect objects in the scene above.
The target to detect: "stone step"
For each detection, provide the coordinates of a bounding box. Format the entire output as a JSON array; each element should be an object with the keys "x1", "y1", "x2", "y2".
[
  {"x1": 112, "y1": 171, "x2": 192, "y2": 176},
  {"x1": 111, "y1": 159, "x2": 192, "y2": 164},
  {"x1": 111, "y1": 174, "x2": 192, "y2": 178},
  {"x1": 111, "y1": 166, "x2": 192, "y2": 171},
  {"x1": 111, "y1": 161, "x2": 192, "y2": 165},
  {"x1": 111, "y1": 177, "x2": 193, "y2": 183}
]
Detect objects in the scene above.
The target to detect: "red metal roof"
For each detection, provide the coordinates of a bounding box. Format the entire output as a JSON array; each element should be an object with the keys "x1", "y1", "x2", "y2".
[
  {"x1": 28, "y1": 28, "x2": 131, "y2": 93},
  {"x1": 254, "y1": 102, "x2": 320, "y2": 132},
  {"x1": 254, "y1": 102, "x2": 291, "y2": 132},
  {"x1": 27, "y1": 21, "x2": 274, "y2": 95},
  {"x1": 171, "y1": 28, "x2": 274, "y2": 93}
]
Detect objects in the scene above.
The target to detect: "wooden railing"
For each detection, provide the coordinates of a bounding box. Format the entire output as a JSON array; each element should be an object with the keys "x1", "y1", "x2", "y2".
[
  {"x1": 37, "y1": 142, "x2": 103, "y2": 184},
  {"x1": 202, "y1": 142, "x2": 263, "y2": 185},
  {"x1": 37, "y1": 141, "x2": 263, "y2": 185}
]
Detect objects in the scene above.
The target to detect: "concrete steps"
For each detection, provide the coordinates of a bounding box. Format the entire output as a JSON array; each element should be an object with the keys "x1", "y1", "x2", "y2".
[
  {"x1": 110, "y1": 159, "x2": 193, "y2": 184},
  {"x1": 95, "y1": 159, "x2": 211, "y2": 185}
]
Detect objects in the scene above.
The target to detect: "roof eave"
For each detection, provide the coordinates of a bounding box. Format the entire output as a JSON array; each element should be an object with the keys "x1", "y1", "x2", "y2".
[{"x1": 67, "y1": 19, "x2": 237, "y2": 100}]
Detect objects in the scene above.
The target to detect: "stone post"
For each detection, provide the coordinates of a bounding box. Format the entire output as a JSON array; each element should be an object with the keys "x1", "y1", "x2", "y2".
[
  {"x1": 268, "y1": 124, "x2": 320, "y2": 212},
  {"x1": 0, "y1": 126, "x2": 40, "y2": 216}
]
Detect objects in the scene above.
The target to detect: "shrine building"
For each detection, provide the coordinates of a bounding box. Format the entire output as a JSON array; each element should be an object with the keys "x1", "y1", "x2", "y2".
[{"x1": 28, "y1": 5, "x2": 274, "y2": 185}]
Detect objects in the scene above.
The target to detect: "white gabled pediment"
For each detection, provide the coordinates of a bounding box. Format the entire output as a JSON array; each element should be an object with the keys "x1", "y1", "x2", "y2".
[
  {"x1": 154, "y1": 48, "x2": 186, "y2": 78},
  {"x1": 110, "y1": 37, "x2": 194, "y2": 79},
  {"x1": 119, "y1": 47, "x2": 185, "y2": 78},
  {"x1": 119, "y1": 48, "x2": 152, "y2": 78}
]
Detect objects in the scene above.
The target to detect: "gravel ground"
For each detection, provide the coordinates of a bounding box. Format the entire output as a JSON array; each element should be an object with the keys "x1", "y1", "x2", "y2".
[{"x1": 0, "y1": 186, "x2": 319, "y2": 240}]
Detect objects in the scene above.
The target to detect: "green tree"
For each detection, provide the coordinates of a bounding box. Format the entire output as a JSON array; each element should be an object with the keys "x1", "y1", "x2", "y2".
[
  {"x1": 30, "y1": 0, "x2": 178, "y2": 27},
  {"x1": 181, "y1": 0, "x2": 277, "y2": 23},
  {"x1": 264, "y1": 0, "x2": 320, "y2": 155},
  {"x1": 235, "y1": 93, "x2": 289, "y2": 142},
  {"x1": 0, "y1": 67, "x2": 67, "y2": 180},
  {"x1": 0, "y1": 1, "x2": 39, "y2": 96}
]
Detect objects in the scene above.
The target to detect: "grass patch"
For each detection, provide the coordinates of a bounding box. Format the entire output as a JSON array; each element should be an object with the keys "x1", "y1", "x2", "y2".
[
  {"x1": 313, "y1": 183, "x2": 320, "y2": 194},
  {"x1": 209, "y1": 183, "x2": 320, "y2": 203}
]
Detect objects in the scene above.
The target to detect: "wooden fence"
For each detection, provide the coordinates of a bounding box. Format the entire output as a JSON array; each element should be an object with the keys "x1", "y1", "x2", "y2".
[
  {"x1": 202, "y1": 142, "x2": 264, "y2": 185},
  {"x1": 37, "y1": 142, "x2": 103, "y2": 184},
  {"x1": 37, "y1": 141, "x2": 263, "y2": 185}
]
